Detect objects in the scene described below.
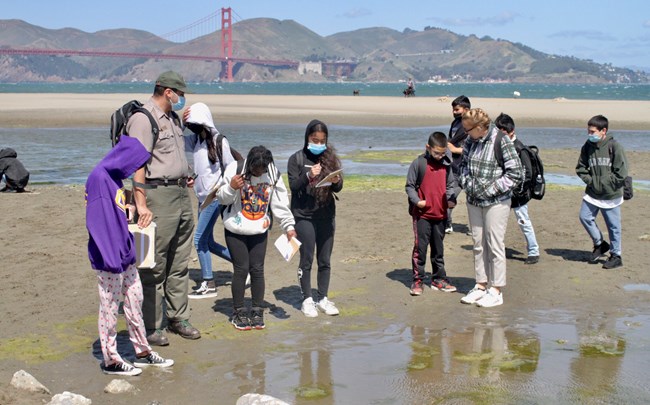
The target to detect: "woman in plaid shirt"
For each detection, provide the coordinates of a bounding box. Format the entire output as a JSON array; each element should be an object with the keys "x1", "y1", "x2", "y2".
[{"x1": 457, "y1": 108, "x2": 523, "y2": 308}]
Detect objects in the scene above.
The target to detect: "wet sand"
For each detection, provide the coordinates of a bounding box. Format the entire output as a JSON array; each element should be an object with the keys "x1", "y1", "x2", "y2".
[{"x1": 1, "y1": 95, "x2": 650, "y2": 403}]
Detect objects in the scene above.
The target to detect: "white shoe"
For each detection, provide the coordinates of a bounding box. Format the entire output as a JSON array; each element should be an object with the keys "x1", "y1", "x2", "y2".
[
  {"x1": 445, "y1": 225, "x2": 453, "y2": 234},
  {"x1": 301, "y1": 297, "x2": 318, "y2": 317},
  {"x1": 476, "y1": 288, "x2": 503, "y2": 308},
  {"x1": 460, "y1": 286, "x2": 487, "y2": 304},
  {"x1": 245, "y1": 273, "x2": 251, "y2": 287},
  {"x1": 316, "y1": 297, "x2": 339, "y2": 316}
]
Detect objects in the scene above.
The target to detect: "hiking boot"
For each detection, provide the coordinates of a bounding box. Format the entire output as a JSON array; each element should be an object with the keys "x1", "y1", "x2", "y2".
[
  {"x1": 146, "y1": 329, "x2": 169, "y2": 346},
  {"x1": 167, "y1": 319, "x2": 201, "y2": 340},
  {"x1": 602, "y1": 254, "x2": 623, "y2": 269},
  {"x1": 301, "y1": 297, "x2": 318, "y2": 318},
  {"x1": 250, "y1": 307, "x2": 266, "y2": 330},
  {"x1": 101, "y1": 362, "x2": 142, "y2": 376},
  {"x1": 134, "y1": 351, "x2": 174, "y2": 368},
  {"x1": 431, "y1": 278, "x2": 457, "y2": 292},
  {"x1": 475, "y1": 288, "x2": 503, "y2": 308},
  {"x1": 525, "y1": 256, "x2": 540, "y2": 265},
  {"x1": 410, "y1": 280, "x2": 424, "y2": 296},
  {"x1": 460, "y1": 286, "x2": 487, "y2": 304},
  {"x1": 316, "y1": 297, "x2": 340, "y2": 316},
  {"x1": 189, "y1": 279, "x2": 218, "y2": 299},
  {"x1": 589, "y1": 241, "x2": 610, "y2": 263},
  {"x1": 231, "y1": 308, "x2": 252, "y2": 331}
]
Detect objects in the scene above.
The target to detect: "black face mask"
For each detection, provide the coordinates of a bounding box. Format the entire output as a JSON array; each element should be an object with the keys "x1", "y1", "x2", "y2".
[{"x1": 453, "y1": 113, "x2": 463, "y2": 119}]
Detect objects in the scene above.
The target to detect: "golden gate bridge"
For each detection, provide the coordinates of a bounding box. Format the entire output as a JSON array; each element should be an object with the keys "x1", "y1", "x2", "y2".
[{"x1": 0, "y1": 7, "x2": 356, "y2": 82}]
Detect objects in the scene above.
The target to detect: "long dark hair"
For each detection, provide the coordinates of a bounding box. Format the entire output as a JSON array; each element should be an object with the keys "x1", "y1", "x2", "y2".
[
  {"x1": 244, "y1": 145, "x2": 280, "y2": 185},
  {"x1": 187, "y1": 123, "x2": 217, "y2": 165},
  {"x1": 304, "y1": 120, "x2": 341, "y2": 205}
]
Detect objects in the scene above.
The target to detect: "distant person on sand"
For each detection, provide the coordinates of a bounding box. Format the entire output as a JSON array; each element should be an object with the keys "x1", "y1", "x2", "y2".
[
  {"x1": 216, "y1": 146, "x2": 296, "y2": 330},
  {"x1": 445, "y1": 95, "x2": 471, "y2": 234},
  {"x1": 288, "y1": 119, "x2": 343, "y2": 317},
  {"x1": 184, "y1": 103, "x2": 235, "y2": 299},
  {"x1": 495, "y1": 113, "x2": 540, "y2": 265},
  {"x1": 0, "y1": 147, "x2": 30, "y2": 192},
  {"x1": 405, "y1": 131, "x2": 457, "y2": 296},
  {"x1": 128, "y1": 71, "x2": 201, "y2": 345},
  {"x1": 85, "y1": 135, "x2": 174, "y2": 376},
  {"x1": 458, "y1": 108, "x2": 522, "y2": 308},
  {"x1": 576, "y1": 115, "x2": 628, "y2": 270}
]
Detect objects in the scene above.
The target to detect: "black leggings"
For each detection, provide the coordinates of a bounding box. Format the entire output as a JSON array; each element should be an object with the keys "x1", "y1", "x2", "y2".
[
  {"x1": 295, "y1": 217, "x2": 335, "y2": 301},
  {"x1": 225, "y1": 230, "x2": 268, "y2": 310}
]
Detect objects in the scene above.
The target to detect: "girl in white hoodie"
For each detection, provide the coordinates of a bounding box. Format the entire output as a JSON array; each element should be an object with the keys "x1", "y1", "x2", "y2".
[
  {"x1": 216, "y1": 145, "x2": 296, "y2": 330},
  {"x1": 184, "y1": 103, "x2": 234, "y2": 299}
]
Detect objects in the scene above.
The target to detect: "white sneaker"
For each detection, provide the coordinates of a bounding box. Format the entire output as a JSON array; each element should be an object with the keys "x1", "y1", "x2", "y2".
[
  {"x1": 301, "y1": 297, "x2": 318, "y2": 317},
  {"x1": 476, "y1": 288, "x2": 503, "y2": 308},
  {"x1": 460, "y1": 286, "x2": 487, "y2": 304},
  {"x1": 316, "y1": 297, "x2": 340, "y2": 316},
  {"x1": 445, "y1": 225, "x2": 454, "y2": 234},
  {"x1": 245, "y1": 273, "x2": 251, "y2": 287},
  {"x1": 189, "y1": 280, "x2": 218, "y2": 299}
]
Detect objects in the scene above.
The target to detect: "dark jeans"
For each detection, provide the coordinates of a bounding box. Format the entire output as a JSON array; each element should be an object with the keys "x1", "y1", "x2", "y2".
[
  {"x1": 225, "y1": 230, "x2": 268, "y2": 310},
  {"x1": 295, "y1": 217, "x2": 335, "y2": 301},
  {"x1": 411, "y1": 217, "x2": 446, "y2": 281}
]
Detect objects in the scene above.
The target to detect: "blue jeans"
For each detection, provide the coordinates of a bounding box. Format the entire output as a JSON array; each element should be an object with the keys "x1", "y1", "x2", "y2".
[
  {"x1": 194, "y1": 200, "x2": 232, "y2": 280},
  {"x1": 512, "y1": 204, "x2": 539, "y2": 256},
  {"x1": 579, "y1": 199, "x2": 622, "y2": 256}
]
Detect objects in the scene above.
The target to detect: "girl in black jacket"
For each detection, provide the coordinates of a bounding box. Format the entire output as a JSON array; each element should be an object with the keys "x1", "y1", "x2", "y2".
[{"x1": 287, "y1": 120, "x2": 343, "y2": 317}]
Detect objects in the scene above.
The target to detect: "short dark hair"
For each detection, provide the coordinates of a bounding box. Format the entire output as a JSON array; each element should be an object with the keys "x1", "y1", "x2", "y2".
[
  {"x1": 452, "y1": 95, "x2": 471, "y2": 109},
  {"x1": 428, "y1": 131, "x2": 448, "y2": 148},
  {"x1": 495, "y1": 113, "x2": 515, "y2": 133},
  {"x1": 588, "y1": 115, "x2": 609, "y2": 131}
]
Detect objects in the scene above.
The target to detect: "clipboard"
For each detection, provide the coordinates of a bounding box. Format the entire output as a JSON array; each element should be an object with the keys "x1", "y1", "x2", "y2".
[
  {"x1": 274, "y1": 234, "x2": 302, "y2": 262},
  {"x1": 315, "y1": 169, "x2": 343, "y2": 188},
  {"x1": 128, "y1": 222, "x2": 157, "y2": 269},
  {"x1": 200, "y1": 183, "x2": 222, "y2": 210}
]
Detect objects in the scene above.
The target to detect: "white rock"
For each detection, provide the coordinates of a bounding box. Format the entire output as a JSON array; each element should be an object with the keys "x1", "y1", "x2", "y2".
[
  {"x1": 236, "y1": 393, "x2": 291, "y2": 405},
  {"x1": 104, "y1": 379, "x2": 137, "y2": 394},
  {"x1": 10, "y1": 370, "x2": 51, "y2": 394},
  {"x1": 47, "y1": 391, "x2": 92, "y2": 405}
]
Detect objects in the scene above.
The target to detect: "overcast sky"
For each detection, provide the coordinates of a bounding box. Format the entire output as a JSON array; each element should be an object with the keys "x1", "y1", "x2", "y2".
[{"x1": 4, "y1": 0, "x2": 650, "y2": 69}]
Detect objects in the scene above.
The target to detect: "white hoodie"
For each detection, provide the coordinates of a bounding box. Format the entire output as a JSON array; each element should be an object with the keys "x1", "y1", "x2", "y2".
[
  {"x1": 184, "y1": 103, "x2": 235, "y2": 205},
  {"x1": 216, "y1": 159, "x2": 295, "y2": 235}
]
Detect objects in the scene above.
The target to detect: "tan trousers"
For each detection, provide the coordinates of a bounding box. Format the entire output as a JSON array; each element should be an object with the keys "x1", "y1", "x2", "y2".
[
  {"x1": 466, "y1": 200, "x2": 510, "y2": 288},
  {"x1": 139, "y1": 185, "x2": 194, "y2": 330}
]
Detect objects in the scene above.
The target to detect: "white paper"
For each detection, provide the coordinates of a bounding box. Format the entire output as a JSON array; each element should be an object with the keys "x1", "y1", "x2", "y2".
[
  {"x1": 315, "y1": 169, "x2": 343, "y2": 188},
  {"x1": 274, "y1": 234, "x2": 302, "y2": 262},
  {"x1": 128, "y1": 222, "x2": 156, "y2": 269},
  {"x1": 200, "y1": 182, "x2": 222, "y2": 210}
]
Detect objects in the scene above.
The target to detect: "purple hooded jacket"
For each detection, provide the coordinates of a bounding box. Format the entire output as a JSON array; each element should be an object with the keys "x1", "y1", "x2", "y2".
[{"x1": 85, "y1": 136, "x2": 151, "y2": 273}]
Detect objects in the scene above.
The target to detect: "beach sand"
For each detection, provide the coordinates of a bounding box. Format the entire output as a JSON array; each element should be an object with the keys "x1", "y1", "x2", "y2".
[{"x1": 1, "y1": 95, "x2": 649, "y2": 403}]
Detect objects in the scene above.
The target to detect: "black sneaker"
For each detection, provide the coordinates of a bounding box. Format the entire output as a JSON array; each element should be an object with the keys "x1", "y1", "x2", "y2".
[
  {"x1": 101, "y1": 362, "x2": 142, "y2": 376},
  {"x1": 602, "y1": 254, "x2": 623, "y2": 269},
  {"x1": 134, "y1": 351, "x2": 174, "y2": 368},
  {"x1": 250, "y1": 307, "x2": 265, "y2": 330},
  {"x1": 525, "y1": 256, "x2": 540, "y2": 265},
  {"x1": 589, "y1": 241, "x2": 610, "y2": 263},
  {"x1": 231, "y1": 309, "x2": 252, "y2": 331}
]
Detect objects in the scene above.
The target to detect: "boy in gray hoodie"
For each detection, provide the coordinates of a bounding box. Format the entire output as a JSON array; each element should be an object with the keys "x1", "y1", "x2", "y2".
[{"x1": 576, "y1": 115, "x2": 628, "y2": 269}]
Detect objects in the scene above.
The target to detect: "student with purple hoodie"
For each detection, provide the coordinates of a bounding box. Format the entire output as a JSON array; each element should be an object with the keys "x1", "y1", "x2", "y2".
[{"x1": 86, "y1": 136, "x2": 174, "y2": 376}]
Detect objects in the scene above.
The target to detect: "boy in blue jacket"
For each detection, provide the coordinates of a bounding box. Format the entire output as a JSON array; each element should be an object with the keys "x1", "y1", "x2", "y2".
[{"x1": 86, "y1": 135, "x2": 174, "y2": 375}]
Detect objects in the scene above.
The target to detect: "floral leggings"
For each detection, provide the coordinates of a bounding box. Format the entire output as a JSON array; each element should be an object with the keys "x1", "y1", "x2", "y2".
[{"x1": 97, "y1": 265, "x2": 150, "y2": 366}]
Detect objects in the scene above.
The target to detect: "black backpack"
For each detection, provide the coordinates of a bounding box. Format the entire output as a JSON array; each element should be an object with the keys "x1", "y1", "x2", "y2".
[
  {"x1": 494, "y1": 133, "x2": 546, "y2": 200},
  {"x1": 110, "y1": 100, "x2": 179, "y2": 150},
  {"x1": 215, "y1": 133, "x2": 244, "y2": 175}
]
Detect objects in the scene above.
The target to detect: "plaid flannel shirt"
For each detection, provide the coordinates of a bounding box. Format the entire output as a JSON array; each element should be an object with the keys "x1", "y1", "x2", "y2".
[{"x1": 459, "y1": 125, "x2": 523, "y2": 207}]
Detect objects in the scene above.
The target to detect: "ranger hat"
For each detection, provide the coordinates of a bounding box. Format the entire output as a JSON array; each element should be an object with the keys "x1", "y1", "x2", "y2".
[{"x1": 155, "y1": 71, "x2": 190, "y2": 93}]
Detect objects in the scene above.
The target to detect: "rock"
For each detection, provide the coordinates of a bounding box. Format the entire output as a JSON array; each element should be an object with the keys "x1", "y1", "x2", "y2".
[
  {"x1": 236, "y1": 393, "x2": 291, "y2": 405},
  {"x1": 104, "y1": 379, "x2": 137, "y2": 394},
  {"x1": 47, "y1": 391, "x2": 92, "y2": 405},
  {"x1": 10, "y1": 370, "x2": 51, "y2": 395}
]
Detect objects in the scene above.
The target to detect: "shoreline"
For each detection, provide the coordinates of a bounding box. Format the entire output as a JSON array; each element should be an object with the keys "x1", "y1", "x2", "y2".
[{"x1": 1, "y1": 94, "x2": 650, "y2": 130}]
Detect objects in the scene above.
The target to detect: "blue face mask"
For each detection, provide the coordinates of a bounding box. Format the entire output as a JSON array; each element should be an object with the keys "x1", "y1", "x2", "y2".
[
  {"x1": 170, "y1": 92, "x2": 185, "y2": 111},
  {"x1": 308, "y1": 143, "x2": 327, "y2": 155},
  {"x1": 588, "y1": 134, "x2": 602, "y2": 143}
]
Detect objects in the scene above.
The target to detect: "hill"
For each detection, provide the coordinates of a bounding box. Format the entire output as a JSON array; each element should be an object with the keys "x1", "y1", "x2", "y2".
[{"x1": 0, "y1": 18, "x2": 646, "y2": 84}]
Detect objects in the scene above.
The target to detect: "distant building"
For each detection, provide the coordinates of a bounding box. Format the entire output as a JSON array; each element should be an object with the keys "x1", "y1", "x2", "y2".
[{"x1": 299, "y1": 62, "x2": 322, "y2": 75}]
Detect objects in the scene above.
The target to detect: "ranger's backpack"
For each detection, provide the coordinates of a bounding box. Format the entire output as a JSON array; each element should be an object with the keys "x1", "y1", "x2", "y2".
[{"x1": 110, "y1": 100, "x2": 159, "y2": 148}]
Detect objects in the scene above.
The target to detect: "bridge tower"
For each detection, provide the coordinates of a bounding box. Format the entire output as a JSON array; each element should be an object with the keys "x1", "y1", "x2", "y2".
[{"x1": 221, "y1": 7, "x2": 233, "y2": 82}]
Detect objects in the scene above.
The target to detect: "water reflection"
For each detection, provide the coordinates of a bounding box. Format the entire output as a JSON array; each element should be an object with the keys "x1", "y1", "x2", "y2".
[{"x1": 295, "y1": 350, "x2": 334, "y2": 404}]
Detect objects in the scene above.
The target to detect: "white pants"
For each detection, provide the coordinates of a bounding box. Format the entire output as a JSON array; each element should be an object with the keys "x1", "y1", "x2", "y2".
[{"x1": 467, "y1": 200, "x2": 510, "y2": 288}]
